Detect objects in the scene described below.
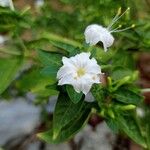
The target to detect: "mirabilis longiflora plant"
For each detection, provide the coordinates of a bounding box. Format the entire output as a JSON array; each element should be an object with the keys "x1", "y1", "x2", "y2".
[
  {"x1": 84, "y1": 7, "x2": 135, "y2": 51},
  {"x1": 57, "y1": 7, "x2": 135, "y2": 95},
  {"x1": 0, "y1": 4, "x2": 142, "y2": 148}
]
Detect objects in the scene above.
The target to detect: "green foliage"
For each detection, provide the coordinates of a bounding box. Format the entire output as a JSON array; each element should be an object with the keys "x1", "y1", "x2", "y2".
[
  {"x1": 37, "y1": 49, "x2": 62, "y2": 66},
  {"x1": 16, "y1": 68, "x2": 56, "y2": 93},
  {"x1": 0, "y1": 0, "x2": 150, "y2": 148},
  {"x1": 66, "y1": 85, "x2": 83, "y2": 103},
  {"x1": 135, "y1": 106, "x2": 150, "y2": 149},
  {"x1": 0, "y1": 7, "x2": 31, "y2": 33},
  {"x1": 37, "y1": 49, "x2": 62, "y2": 78},
  {"x1": 0, "y1": 57, "x2": 22, "y2": 94},
  {"x1": 53, "y1": 91, "x2": 87, "y2": 139},
  {"x1": 116, "y1": 113, "x2": 147, "y2": 148},
  {"x1": 114, "y1": 87, "x2": 143, "y2": 105},
  {"x1": 38, "y1": 109, "x2": 90, "y2": 143},
  {"x1": 111, "y1": 67, "x2": 134, "y2": 81},
  {"x1": 38, "y1": 88, "x2": 91, "y2": 143}
]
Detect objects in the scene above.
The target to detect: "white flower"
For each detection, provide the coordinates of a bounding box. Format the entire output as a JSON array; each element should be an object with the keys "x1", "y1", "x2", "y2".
[
  {"x1": 57, "y1": 52, "x2": 101, "y2": 95},
  {"x1": 0, "y1": 35, "x2": 7, "y2": 45},
  {"x1": 84, "y1": 7, "x2": 134, "y2": 51},
  {"x1": 0, "y1": 0, "x2": 14, "y2": 10},
  {"x1": 0, "y1": 0, "x2": 9, "y2": 7},
  {"x1": 84, "y1": 24, "x2": 114, "y2": 52},
  {"x1": 35, "y1": 0, "x2": 44, "y2": 7},
  {"x1": 136, "y1": 107, "x2": 145, "y2": 118}
]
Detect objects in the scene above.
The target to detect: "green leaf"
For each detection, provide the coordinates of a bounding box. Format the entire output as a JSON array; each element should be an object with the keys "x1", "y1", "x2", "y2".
[
  {"x1": 66, "y1": 85, "x2": 83, "y2": 104},
  {"x1": 146, "y1": 123, "x2": 150, "y2": 149},
  {"x1": 40, "y1": 65, "x2": 59, "y2": 78},
  {"x1": 0, "y1": 7, "x2": 31, "y2": 32},
  {"x1": 50, "y1": 41, "x2": 78, "y2": 53},
  {"x1": 112, "y1": 67, "x2": 133, "y2": 81},
  {"x1": 26, "y1": 38, "x2": 49, "y2": 49},
  {"x1": 53, "y1": 92, "x2": 85, "y2": 139},
  {"x1": 0, "y1": 57, "x2": 22, "y2": 94},
  {"x1": 37, "y1": 49, "x2": 62, "y2": 66},
  {"x1": 33, "y1": 88, "x2": 58, "y2": 97},
  {"x1": 117, "y1": 114, "x2": 147, "y2": 148},
  {"x1": 112, "y1": 52, "x2": 135, "y2": 69},
  {"x1": 105, "y1": 118, "x2": 119, "y2": 133},
  {"x1": 37, "y1": 49, "x2": 62, "y2": 81},
  {"x1": 16, "y1": 68, "x2": 56, "y2": 93},
  {"x1": 92, "y1": 84, "x2": 106, "y2": 105},
  {"x1": 143, "y1": 106, "x2": 150, "y2": 149},
  {"x1": 114, "y1": 87, "x2": 143, "y2": 105},
  {"x1": 38, "y1": 102, "x2": 91, "y2": 143},
  {"x1": 111, "y1": 70, "x2": 139, "y2": 91}
]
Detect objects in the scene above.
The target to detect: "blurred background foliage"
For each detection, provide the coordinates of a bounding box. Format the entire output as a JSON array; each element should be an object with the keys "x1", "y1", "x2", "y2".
[{"x1": 0, "y1": 0, "x2": 150, "y2": 148}]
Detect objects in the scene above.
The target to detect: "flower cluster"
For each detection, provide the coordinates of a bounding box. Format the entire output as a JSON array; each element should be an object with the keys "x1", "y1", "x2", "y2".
[{"x1": 57, "y1": 7, "x2": 134, "y2": 95}]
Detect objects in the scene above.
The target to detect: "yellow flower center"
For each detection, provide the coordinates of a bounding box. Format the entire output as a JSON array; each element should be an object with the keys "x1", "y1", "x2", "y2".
[{"x1": 77, "y1": 68, "x2": 85, "y2": 77}]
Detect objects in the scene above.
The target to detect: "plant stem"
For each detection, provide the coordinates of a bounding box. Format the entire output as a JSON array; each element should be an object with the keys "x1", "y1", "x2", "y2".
[
  {"x1": 42, "y1": 32, "x2": 82, "y2": 48},
  {"x1": 0, "y1": 48, "x2": 21, "y2": 55}
]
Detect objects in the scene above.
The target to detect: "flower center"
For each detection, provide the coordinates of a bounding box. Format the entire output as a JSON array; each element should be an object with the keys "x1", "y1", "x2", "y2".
[{"x1": 77, "y1": 68, "x2": 85, "y2": 77}]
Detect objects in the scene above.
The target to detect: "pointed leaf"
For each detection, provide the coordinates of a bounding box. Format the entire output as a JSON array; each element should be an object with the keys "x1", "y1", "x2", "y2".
[
  {"x1": 0, "y1": 57, "x2": 22, "y2": 94},
  {"x1": 37, "y1": 49, "x2": 62, "y2": 66},
  {"x1": 40, "y1": 65, "x2": 59, "y2": 78},
  {"x1": 66, "y1": 85, "x2": 83, "y2": 104},
  {"x1": 114, "y1": 87, "x2": 143, "y2": 105},
  {"x1": 16, "y1": 68, "x2": 56, "y2": 93},
  {"x1": 53, "y1": 92, "x2": 85, "y2": 139},
  {"x1": 117, "y1": 114, "x2": 147, "y2": 148},
  {"x1": 38, "y1": 102, "x2": 91, "y2": 143}
]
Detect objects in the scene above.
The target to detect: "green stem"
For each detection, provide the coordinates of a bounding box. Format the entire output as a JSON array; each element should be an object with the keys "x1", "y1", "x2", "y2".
[
  {"x1": 17, "y1": 36, "x2": 28, "y2": 56},
  {"x1": 42, "y1": 32, "x2": 82, "y2": 48},
  {"x1": 0, "y1": 48, "x2": 21, "y2": 55}
]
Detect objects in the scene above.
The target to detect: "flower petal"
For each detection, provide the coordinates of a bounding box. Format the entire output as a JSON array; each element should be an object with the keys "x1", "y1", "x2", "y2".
[
  {"x1": 57, "y1": 66, "x2": 74, "y2": 80},
  {"x1": 86, "y1": 58, "x2": 101, "y2": 74},
  {"x1": 84, "y1": 24, "x2": 114, "y2": 51},
  {"x1": 58, "y1": 75, "x2": 73, "y2": 85},
  {"x1": 84, "y1": 24, "x2": 102, "y2": 45}
]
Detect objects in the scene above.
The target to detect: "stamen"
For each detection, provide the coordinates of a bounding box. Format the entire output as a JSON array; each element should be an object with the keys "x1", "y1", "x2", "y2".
[
  {"x1": 117, "y1": 7, "x2": 122, "y2": 16},
  {"x1": 107, "y1": 7, "x2": 122, "y2": 30},
  {"x1": 107, "y1": 7, "x2": 130, "y2": 30},
  {"x1": 111, "y1": 24, "x2": 135, "y2": 33},
  {"x1": 110, "y1": 24, "x2": 122, "y2": 33},
  {"x1": 77, "y1": 68, "x2": 85, "y2": 77}
]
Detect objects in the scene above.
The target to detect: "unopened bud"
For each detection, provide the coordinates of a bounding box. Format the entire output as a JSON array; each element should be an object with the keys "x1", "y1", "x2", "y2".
[
  {"x1": 100, "y1": 109, "x2": 105, "y2": 117},
  {"x1": 117, "y1": 7, "x2": 122, "y2": 15},
  {"x1": 121, "y1": 104, "x2": 136, "y2": 110},
  {"x1": 127, "y1": 7, "x2": 130, "y2": 10},
  {"x1": 131, "y1": 24, "x2": 135, "y2": 28},
  {"x1": 108, "y1": 110, "x2": 115, "y2": 119},
  {"x1": 119, "y1": 24, "x2": 122, "y2": 28}
]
